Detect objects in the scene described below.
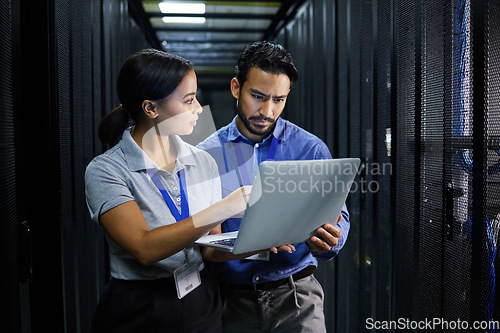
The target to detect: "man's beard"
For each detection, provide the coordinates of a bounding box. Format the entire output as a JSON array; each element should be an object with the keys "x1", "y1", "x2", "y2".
[{"x1": 236, "y1": 103, "x2": 276, "y2": 137}]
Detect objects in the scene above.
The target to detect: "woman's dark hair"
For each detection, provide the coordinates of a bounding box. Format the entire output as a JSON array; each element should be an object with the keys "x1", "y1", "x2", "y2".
[
  {"x1": 235, "y1": 41, "x2": 298, "y2": 88},
  {"x1": 98, "y1": 48, "x2": 193, "y2": 147}
]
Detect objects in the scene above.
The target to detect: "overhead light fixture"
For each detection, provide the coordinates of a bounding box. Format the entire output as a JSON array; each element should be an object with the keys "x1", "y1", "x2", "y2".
[
  {"x1": 158, "y1": 2, "x2": 206, "y2": 14},
  {"x1": 162, "y1": 16, "x2": 206, "y2": 24}
]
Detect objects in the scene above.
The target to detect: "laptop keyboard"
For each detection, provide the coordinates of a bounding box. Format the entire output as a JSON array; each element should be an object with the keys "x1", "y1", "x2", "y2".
[{"x1": 209, "y1": 238, "x2": 236, "y2": 246}]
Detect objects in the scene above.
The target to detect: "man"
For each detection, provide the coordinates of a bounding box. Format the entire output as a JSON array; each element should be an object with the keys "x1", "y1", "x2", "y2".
[{"x1": 197, "y1": 41, "x2": 350, "y2": 333}]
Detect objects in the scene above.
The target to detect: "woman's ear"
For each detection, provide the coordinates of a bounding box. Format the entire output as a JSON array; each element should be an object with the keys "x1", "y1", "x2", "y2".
[
  {"x1": 230, "y1": 78, "x2": 240, "y2": 100},
  {"x1": 142, "y1": 100, "x2": 158, "y2": 119}
]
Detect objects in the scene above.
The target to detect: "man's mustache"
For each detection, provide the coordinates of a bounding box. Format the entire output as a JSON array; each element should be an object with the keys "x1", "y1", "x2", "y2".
[{"x1": 249, "y1": 115, "x2": 274, "y2": 123}]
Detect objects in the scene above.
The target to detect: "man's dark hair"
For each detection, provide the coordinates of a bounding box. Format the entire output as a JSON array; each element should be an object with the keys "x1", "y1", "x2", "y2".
[{"x1": 235, "y1": 41, "x2": 299, "y2": 88}]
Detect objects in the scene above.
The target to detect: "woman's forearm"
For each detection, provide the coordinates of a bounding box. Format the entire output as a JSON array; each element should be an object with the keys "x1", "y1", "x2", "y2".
[{"x1": 101, "y1": 187, "x2": 250, "y2": 266}]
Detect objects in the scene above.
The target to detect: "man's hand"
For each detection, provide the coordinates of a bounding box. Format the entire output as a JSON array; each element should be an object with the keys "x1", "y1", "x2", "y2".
[
  {"x1": 306, "y1": 215, "x2": 342, "y2": 252},
  {"x1": 269, "y1": 244, "x2": 296, "y2": 254}
]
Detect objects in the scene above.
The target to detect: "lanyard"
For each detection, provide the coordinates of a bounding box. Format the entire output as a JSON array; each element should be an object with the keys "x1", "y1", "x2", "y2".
[
  {"x1": 267, "y1": 135, "x2": 279, "y2": 161},
  {"x1": 223, "y1": 136, "x2": 278, "y2": 186},
  {"x1": 148, "y1": 169, "x2": 189, "y2": 222}
]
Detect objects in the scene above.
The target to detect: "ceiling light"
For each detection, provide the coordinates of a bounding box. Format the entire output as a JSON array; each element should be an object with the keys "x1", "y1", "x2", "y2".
[
  {"x1": 162, "y1": 16, "x2": 206, "y2": 24},
  {"x1": 158, "y1": 2, "x2": 206, "y2": 14}
]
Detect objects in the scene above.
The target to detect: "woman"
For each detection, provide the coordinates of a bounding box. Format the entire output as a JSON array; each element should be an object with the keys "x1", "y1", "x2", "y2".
[{"x1": 85, "y1": 49, "x2": 251, "y2": 332}]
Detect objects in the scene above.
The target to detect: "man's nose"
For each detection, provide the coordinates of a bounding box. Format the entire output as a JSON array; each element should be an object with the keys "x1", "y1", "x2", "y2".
[{"x1": 259, "y1": 100, "x2": 273, "y2": 118}]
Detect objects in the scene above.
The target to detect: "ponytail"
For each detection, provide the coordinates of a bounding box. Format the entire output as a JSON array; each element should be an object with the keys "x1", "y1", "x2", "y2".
[{"x1": 98, "y1": 105, "x2": 131, "y2": 147}]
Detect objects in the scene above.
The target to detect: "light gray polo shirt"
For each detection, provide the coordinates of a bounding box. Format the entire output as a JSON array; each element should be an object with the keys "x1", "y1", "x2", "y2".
[{"x1": 85, "y1": 129, "x2": 221, "y2": 280}]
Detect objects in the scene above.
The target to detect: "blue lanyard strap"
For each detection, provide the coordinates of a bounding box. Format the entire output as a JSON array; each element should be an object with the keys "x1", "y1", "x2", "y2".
[
  {"x1": 267, "y1": 135, "x2": 278, "y2": 161},
  {"x1": 233, "y1": 143, "x2": 252, "y2": 185},
  {"x1": 149, "y1": 169, "x2": 189, "y2": 222}
]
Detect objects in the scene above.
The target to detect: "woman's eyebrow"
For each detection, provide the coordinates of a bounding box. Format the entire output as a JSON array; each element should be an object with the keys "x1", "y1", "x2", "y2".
[{"x1": 183, "y1": 92, "x2": 196, "y2": 99}]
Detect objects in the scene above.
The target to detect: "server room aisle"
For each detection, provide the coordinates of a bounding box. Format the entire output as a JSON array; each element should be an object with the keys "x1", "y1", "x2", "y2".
[{"x1": 1, "y1": 0, "x2": 499, "y2": 332}]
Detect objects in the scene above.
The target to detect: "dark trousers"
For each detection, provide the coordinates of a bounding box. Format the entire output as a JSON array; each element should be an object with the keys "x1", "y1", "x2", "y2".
[
  {"x1": 220, "y1": 275, "x2": 326, "y2": 333},
  {"x1": 91, "y1": 270, "x2": 222, "y2": 333}
]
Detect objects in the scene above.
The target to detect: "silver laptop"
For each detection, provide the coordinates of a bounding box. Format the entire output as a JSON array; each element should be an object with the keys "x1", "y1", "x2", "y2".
[{"x1": 195, "y1": 158, "x2": 360, "y2": 254}]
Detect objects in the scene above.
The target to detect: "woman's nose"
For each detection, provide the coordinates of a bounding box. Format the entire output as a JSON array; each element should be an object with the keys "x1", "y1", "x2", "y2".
[{"x1": 193, "y1": 99, "x2": 202, "y2": 114}]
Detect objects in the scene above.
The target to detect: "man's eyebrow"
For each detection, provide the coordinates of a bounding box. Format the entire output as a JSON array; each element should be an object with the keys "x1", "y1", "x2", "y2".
[
  {"x1": 249, "y1": 89, "x2": 288, "y2": 99},
  {"x1": 249, "y1": 89, "x2": 269, "y2": 98}
]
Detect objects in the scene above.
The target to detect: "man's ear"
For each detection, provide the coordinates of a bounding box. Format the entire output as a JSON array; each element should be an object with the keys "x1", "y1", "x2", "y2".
[
  {"x1": 142, "y1": 100, "x2": 158, "y2": 119},
  {"x1": 230, "y1": 77, "x2": 240, "y2": 99}
]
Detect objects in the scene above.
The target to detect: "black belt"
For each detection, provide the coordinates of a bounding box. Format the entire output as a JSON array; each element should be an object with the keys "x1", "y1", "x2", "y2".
[{"x1": 226, "y1": 265, "x2": 316, "y2": 291}]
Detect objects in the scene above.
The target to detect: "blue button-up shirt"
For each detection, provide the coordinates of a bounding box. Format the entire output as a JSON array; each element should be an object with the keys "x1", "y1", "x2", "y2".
[{"x1": 197, "y1": 116, "x2": 350, "y2": 284}]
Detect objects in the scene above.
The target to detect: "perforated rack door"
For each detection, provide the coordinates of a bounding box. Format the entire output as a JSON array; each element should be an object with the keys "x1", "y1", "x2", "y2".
[{"x1": 0, "y1": 0, "x2": 22, "y2": 331}]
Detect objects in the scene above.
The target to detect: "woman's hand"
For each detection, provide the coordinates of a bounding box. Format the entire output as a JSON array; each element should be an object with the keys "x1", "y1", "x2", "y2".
[{"x1": 221, "y1": 185, "x2": 252, "y2": 219}]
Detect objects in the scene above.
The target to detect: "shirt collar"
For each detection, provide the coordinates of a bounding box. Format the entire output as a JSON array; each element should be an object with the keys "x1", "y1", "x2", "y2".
[
  {"x1": 227, "y1": 116, "x2": 287, "y2": 144},
  {"x1": 120, "y1": 129, "x2": 196, "y2": 173}
]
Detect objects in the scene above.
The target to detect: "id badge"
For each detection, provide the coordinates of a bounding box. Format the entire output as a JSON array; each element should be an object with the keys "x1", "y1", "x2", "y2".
[
  {"x1": 174, "y1": 263, "x2": 201, "y2": 299},
  {"x1": 245, "y1": 252, "x2": 270, "y2": 261}
]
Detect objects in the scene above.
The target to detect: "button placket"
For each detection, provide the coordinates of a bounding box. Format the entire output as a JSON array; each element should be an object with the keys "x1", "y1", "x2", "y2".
[
  {"x1": 168, "y1": 172, "x2": 182, "y2": 209},
  {"x1": 253, "y1": 143, "x2": 260, "y2": 180}
]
